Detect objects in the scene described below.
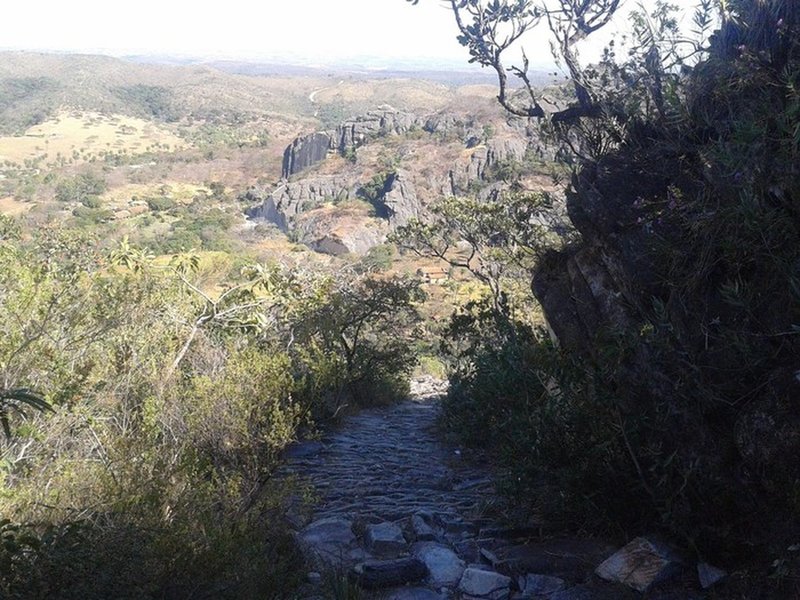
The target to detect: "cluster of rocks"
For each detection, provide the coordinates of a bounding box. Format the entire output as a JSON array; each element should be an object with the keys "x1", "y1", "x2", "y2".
[
  {"x1": 282, "y1": 393, "x2": 725, "y2": 599},
  {"x1": 281, "y1": 106, "x2": 429, "y2": 179},
  {"x1": 243, "y1": 170, "x2": 419, "y2": 256},
  {"x1": 248, "y1": 104, "x2": 550, "y2": 256}
]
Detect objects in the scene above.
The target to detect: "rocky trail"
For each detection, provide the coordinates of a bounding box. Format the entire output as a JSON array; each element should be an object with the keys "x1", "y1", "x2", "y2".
[{"x1": 282, "y1": 378, "x2": 716, "y2": 600}]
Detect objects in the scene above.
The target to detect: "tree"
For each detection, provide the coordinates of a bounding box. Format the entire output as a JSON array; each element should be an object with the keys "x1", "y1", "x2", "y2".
[
  {"x1": 392, "y1": 192, "x2": 561, "y2": 314},
  {"x1": 408, "y1": 0, "x2": 715, "y2": 143},
  {"x1": 295, "y1": 272, "x2": 424, "y2": 409}
]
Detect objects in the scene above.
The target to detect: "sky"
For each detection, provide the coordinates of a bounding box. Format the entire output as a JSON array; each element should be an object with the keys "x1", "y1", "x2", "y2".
[{"x1": 0, "y1": 0, "x2": 700, "y2": 69}]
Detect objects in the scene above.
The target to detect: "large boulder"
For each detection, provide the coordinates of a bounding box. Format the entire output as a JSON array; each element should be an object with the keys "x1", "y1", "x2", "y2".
[
  {"x1": 458, "y1": 568, "x2": 512, "y2": 600},
  {"x1": 334, "y1": 105, "x2": 423, "y2": 153},
  {"x1": 364, "y1": 522, "x2": 408, "y2": 557},
  {"x1": 412, "y1": 542, "x2": 465, "y2": 587},
  {"x1": 594, "y1": 537, "x2": 681, "y2": 593},
  {"x1": 245, "y1": 176, "x2": 355, "y2": 231},
  {"x1": 282, "y1": 132, "x2": 333, "y2": 178},
  {"x1": 376, "y1": 171, "x2": 422, "y2": 228},
  {"x1": 298, "y1": 517, "x2": 358, "y2": 567}
]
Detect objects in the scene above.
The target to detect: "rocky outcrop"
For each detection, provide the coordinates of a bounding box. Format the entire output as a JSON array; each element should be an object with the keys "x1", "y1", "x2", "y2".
[
  {"x1": 245, "y1": 176, "x2": 355, "y2": 231},
  {"x1": 376, "y1": 171, "x2": 421, "y2": 228},
  {"x1": 449, "y1": 136, "x2": 529, "y2": 194},
  {"x1": 298, "y1": 209, "x2": 389, "y2": 256},
  {"x1": 334, "y1": 105, "x2": 423, "y2": 153},
  {"x1": 282, "y1": 132, "x2": 332, "y2": 178}
]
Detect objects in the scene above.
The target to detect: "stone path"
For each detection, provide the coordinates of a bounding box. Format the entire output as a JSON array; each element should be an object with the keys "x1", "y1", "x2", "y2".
[{"x1": 282, "y1": 378, "x2": 709, "y2": 600}]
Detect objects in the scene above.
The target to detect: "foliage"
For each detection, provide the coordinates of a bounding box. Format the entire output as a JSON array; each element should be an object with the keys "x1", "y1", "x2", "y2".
[
  {"x1": 0, "y1": 77, "x2": 60, "y2": 134},
  {"x1": 112, "y1": 85, "x2": 178, "y2": 122},
  {"x1": 0, "y1": 228, "x2": 423, "y2": 597},
  {"x1": 393, "y1": 191, "x2": 563, "y2": 312},
  {"x1": 293, "y1": 272, "x2": 425, "y2": 415},
  {"x1": 54, "y1": 172, "x2": 107, "y2": 204},
  {"x1": 415, "y1": 0, "x2": 800, "y2": 586}
]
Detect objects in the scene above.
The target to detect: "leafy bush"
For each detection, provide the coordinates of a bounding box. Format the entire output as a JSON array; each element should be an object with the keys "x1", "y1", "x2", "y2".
[
  {"x1": 429, "y1": 0, "x2": 800, "y2": 581},
  {"x1": 0, "y1": 229, "x2": 424, "y2": 596},
  {"x1": 55, "y1": 173, "x2": 107, "y2": 204},
  {"x1": 144, "y1": 195, "x2": 176, "y2": 212}
]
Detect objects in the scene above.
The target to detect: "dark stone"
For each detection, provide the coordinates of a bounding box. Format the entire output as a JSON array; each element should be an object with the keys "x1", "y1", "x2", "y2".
[
  {"x1": 364, "y1": 522, "x2": 407, "y2": 557},
  {"x1": 518, "y1": 573, "x2": 566, "y2": 597},
  {"x1": 350, "y1": 557, "x2": 428, "y2": 589},
  {"x1": 284, "y1": 441, "x2": 324, "y2": 459},
  {"x1": 282, "y1": 132, "x2": 332, "y2": 178},
  {"x1": 697, "y1": 562, "x2": 727, "y2": 589},
  {"x1": 458, "y1": 567, "x2": 512, "y2": 600},
  {"x1": 595, "y1": 537, "x2": 681, "y2": 593}
]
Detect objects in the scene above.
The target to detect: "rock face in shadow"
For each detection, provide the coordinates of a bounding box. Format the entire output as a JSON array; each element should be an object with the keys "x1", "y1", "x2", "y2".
[
  {"x1": 377, "y1": 171, "x2": 421, "y2": 228},
  {"x1": 334, "y1": 105, "x2": 422, "y2": 153},
  {"x1": 245, "y1": 176, "x2": 355, "y2": 231},
  {"x1": 449, "y1": 136, "x2": 529, "y2": 194},
  {"x1": 529, "y1": 24, "x2": 800, "y2": 553},
  {"x1": 282, "y1": 132, "x2": 333, "y2": 178}
]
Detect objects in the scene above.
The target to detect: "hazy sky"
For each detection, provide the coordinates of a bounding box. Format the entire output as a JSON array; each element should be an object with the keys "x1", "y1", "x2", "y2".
[{"x1": 1, "y1": 0, "x2": 700, "y2": 68}]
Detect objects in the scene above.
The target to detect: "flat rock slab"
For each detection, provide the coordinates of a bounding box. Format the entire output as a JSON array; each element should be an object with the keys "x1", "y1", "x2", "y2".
[
  {"x1": 458, "y1": 567, "x2": 512, "y2": 600},
  {"x1": 383, "y1": 587, "x2": 446, "y2": 600},
  {"x1": 351, "y1": 557, "x2": 428, "y2": 589},
  {"x1": 299, "y1": 517, "x2": 356, "y2": 566},
  {"x1": 411, "y1": 513, "x2": 438, "y2": 542},
  {"x1": 595, "y1": 537, "x2": 681, "y2": 593},
  {"x1": 284, "y1": 440, "x2": 325, "y2": 458},
  {"x1": 491, "y1": 538, "x2": 616, "y2": 580},
  {"x1": 412, "y1": 541, "x2": 466, "y2": 586},
  {"x1": 519, "y1": 573, "x2": 566, "y2": 597},
  {"x1": 365, "y1": 522, "x2": 407, "y2": 556},
  {"x1": 697, "y1": 562, "x2": 727, "y2": 589}
]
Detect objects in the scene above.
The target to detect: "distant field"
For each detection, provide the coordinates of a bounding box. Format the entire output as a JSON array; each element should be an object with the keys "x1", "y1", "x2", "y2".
[
  {"x1": 102, "y1": 182, "x2": 208, "y2": 208},
  {"x1": 0, "y1": 111, "x2": 186, "y2": 165},
  {"x1": 0, "y1": 195, "x2": 31, "y2": 215}
]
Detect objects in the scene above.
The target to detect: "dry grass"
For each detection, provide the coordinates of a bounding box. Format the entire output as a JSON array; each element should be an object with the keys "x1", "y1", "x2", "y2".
[
  {"x1": 0, "y1": 195, "x2": 32, "y2": 215},
  {"x1": 0, "y1": 111, "x2": 185, "y2": 165},
  {"x1": 101, "y1": 182, "x2": 208, "y2": 209}
]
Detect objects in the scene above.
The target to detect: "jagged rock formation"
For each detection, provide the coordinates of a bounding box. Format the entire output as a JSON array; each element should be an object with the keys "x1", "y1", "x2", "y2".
[
  {"x1": 334, "y1": 105, "x2": 422, "y2": 154},
  {"x1": 282, "y1": 132, "x2": 332, "y2": 178},
  {"x1": 245, "y1": 176, "x2": 355, "y2": 231},
  {"x1": 248, "y1": 105, "x2": 544, "y2": 256},
  {"x1": 448, "y1": 136, "x2": 529, "y2": 195},
  {"x1": 375, "y1": 171, "x2": 421, "y2": 228}
]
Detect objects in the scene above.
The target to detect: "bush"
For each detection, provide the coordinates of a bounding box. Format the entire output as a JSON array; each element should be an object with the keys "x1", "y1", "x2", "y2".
[
  {"x1": 144, "y1": 196, "x2": 176, "y2": 212},
  {"x1": 54, "y1": 173, "x2": 107, "y2": 204}
]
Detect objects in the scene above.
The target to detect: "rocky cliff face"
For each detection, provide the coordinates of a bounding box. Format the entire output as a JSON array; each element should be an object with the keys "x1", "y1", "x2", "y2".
[
  {"x1": 282, "y1": 132, "x2": 333, "y2": 178},
  {"x1": 249, "y1": 105, "x2": 539, "y2": 256},
  {"x1": 448, "y1": 136, "x2": 529, "y2": 195},
  {"x1": 245, "y1": 176, "x2": 355, "y2": 231},
  {"x1": 376, "y1": 171, "x2": 421, "y2": 228},
  {"x1": 334, "y1": 106, "x2": 422, "y2": 154}
]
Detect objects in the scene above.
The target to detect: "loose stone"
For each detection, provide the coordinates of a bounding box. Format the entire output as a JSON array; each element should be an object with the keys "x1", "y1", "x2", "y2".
[
  {"x1": 458, "y1": 567, "x2": 512, "y2": 600},
  {"x1": 412, "y1": 541, "x2": 466, "y2": 586},
  {"x1": 365, "y1": 522, "x2": 407, "y2": 557},
  {"x1": 350, "y1": 557, "x2": 428, "y2": 589},
  {"x1": 595, "y1": 537, "x2": 681, "y2": 592}
]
